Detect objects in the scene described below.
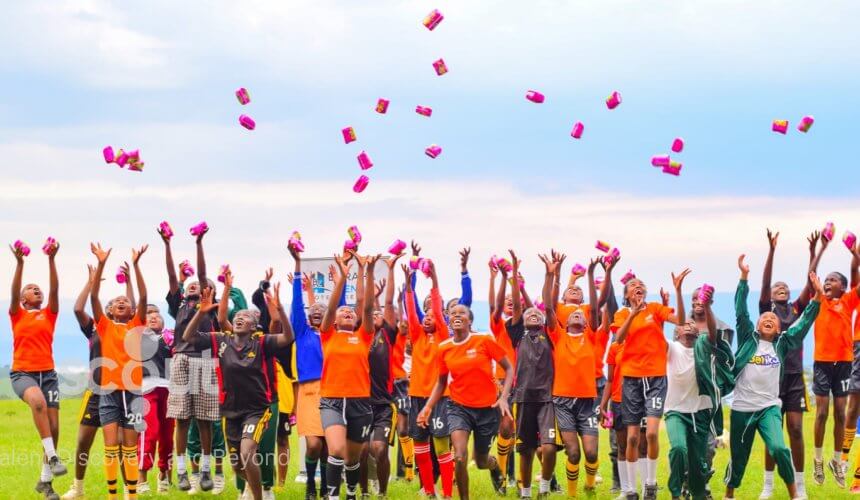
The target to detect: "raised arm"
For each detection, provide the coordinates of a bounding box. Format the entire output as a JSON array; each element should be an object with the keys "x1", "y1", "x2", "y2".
[
  {"x1": 161, "y1": 228, "x2": 179, "y2": 295},
  {"x1": 352, "y1": 253, "x2": 366, "y2": 315},
  {"x1": 217, "y1": 270, "x2": 233, "y2": 331},
  {"x1": 797, "y1": 231, "x2": 826, "y2": 308},
  {"x1": 488, "y1": 259, "x2": 498, "y2": 318},
  {"x1": 131, "y1": 245, "x2": 148, "y2": 324},
  {"x1": 428, "y1": 261, "x2": 446, "y2": 335},
  {"x1": 850, "y1": 243, "x2": 859, "y2": 290},
  {"x1": 410, "y1": 241, "x2": 425, "y2": 322},
  {"x1": 196, "y1": 225, "x2": 209, "y2": 289},
  {"x1": 271, "y1": 283, "x2": 295, "y2": 348},
  {"x1": 383, "y1": 254, "x2": 402, "y2": 327},
  {"x1": 288, "y1": 246, "x2": 309, "y2": 332},
  {"x1": 320, "y1": 254, "x2": 348, "y2": 333},
  {"x1": 735, "y1": 255, "x2": 755, "y2": 347},
  {"x1": 363, "y1": 255, "x2": 380, "y2": 330},
  {"x1": 587, "y1": 258, "x2": 601, "y2": 331},
  {"x1": 403, "y1": 265, "x2": 422, "y2": 343},
  {"x1": 182, "y1": 287, "x2": 219, "y2": 344},
  {"x1": 253, "y1": 268, "x2": 273, "y2": 334},
  {"x1": 74, "y1": 265, "x2": 95, "y2": 329},
  {"x1": 119, "y1": 262, "x2": 136, "y2": 308},
  {"x1": 616, "y1": 299, "x2": 645, "y2": 344},
  {"x1": 89, "y1": 243, "x2": 111, "y2": 324},
  {"x1": 494, "y1": 261, "x2": 508, "y2": 323},
  {"x1": 459, "y1": 247, "x2": 472, "y2": 306},
  {"x1": 783, "y1": 272, "x2": 824, "y2": 349},
  {"x1": 509, "y1": 250, "x2": 523, "y2": 324},
  {"x1": 9, "y1": 246, "x2": 24, "y2": 316},
  {"x1": 760, "y1": 229, "x2": 778, "y2": 305},
  {"x1": 702, "y1": 288, "x2": 718, "y2": 344},
  {"x1": 520, "y1": 282, "x2": 535, "y2": 310},
  {"x1": 540, "y1": 254, "x2": 558, "y2": 328},
  {"x1": 668, "y1": 268, "x2": 691, "y2": 325},
  {"x1": 46, "y1": 242, "x2": 59, "y2": 314}
]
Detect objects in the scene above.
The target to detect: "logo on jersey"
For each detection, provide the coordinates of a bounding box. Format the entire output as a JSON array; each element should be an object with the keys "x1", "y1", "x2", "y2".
[
  {"x1": 466, "y1": 348, "x2": 477, "y2": 358},
  {"x1": 347, "y1": 335, "x2": 359, "y2": 344},
  {"x1": 749, "y1": 353, "x2": 780, "y2": 367},
  {"x1": 246, "y1": 351, "x2": 256, "y2": 359},
  {"x1": 218, "y1": 342, "x2": 227, "y2": 358}
]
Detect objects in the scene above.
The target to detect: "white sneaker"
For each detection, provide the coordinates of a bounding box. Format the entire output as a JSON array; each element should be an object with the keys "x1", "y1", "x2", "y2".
[
  {"x1": 157, "y1": 476, "x2": 170, "y2": 494},
  {"x1": 369, "y1": 479, "x2": 380, "y2": 495},
  {"x1": 212, "y1": 474, "x2": 225, "y2": 494},
  {"x1": 188, "y1": 473, "x2": 200, "y2": 495},
  {"x1": 758, "y1": 484, "x2": 774, "y2": 499},
  {"x1": 137, "y1": 480, "x2": 151, "y2": 494},
  {"x1": 262, "y1": 488, "x2": 276, "y2": 500},
  {"x1": 295, "y1": 471, "x2": 308, "y2": 484},
  {"x1": 60, "y1": 485, "x2": 84, "y2": 499}
]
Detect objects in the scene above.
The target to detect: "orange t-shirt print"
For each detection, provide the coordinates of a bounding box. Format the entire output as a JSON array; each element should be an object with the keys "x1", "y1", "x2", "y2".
[
  {"x1": 10, "y1": 307, "x2": 58, "y2": 372},
  {"x1": 438, "y1": 333, "x2": 507, "y2": 408}
]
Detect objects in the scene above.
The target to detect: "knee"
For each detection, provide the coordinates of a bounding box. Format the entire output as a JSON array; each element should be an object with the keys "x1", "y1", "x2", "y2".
[
  {"x1": 787, "y1": 422, "x2": 803, "y2": 441},
  {"x1": 31, "y1": 399, "x2": 46, "y2": 413},
  {"x1": 370, "y1": 443, "x2": 387, "y2": 460},
  {"x1": 815, "y1": 405, "x2": 829, "y2": 419},
  {"x1": 564, "y1": 447, "x2": 581, "y2": 464},
  {"x1": 453, "y1": 448, "x2": 469, "y2": 467},
  {"x1": 770, "y1": 443, "x2": 791, "y2": 462},
  {"x1": 645, "y1": 429, "x2": 659, "y2": 444}
]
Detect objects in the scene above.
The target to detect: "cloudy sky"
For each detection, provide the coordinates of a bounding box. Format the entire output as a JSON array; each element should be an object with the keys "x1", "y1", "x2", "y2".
[{"x1": 2, "y1": 0, "x2": 858, "y2": 344}]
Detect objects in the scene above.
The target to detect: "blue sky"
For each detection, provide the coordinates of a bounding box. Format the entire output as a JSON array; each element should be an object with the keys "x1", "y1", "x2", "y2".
[{"x1": 1, "y1": 1, "x2": 859, "y2": 366}]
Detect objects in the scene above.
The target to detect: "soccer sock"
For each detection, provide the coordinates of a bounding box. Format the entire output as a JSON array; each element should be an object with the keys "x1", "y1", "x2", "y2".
[
  {"x1": 521, "y1": 485, "x2": 532, "y2": 497},
  {"x1": 325, "y1": 456, "x2": 344, "y2": 499},
  {"x1": 763, "y1": 470, "x2": 774, "y2": 488},
  {"x1": 815, "y1": 447, "x2": 823, "y2": 461},
  {"x1": 585, "y1": 459, "x2": 599, "y2": 488},
  {"x1": 72, "y1": 478, "x2": 84, "y2": 493},
  {"x1": 796, "y1": 471, "x2": 806, "y2": 492},
  {"x1": 844, "y1": 428, "x2": 857, "y2": 463},
  {"x1": 344, "y1": 462, "x2": 360, "y2": 498},
  {"x1": 200, "y1": 453, "x2": 211, "y2": 473},
  {"x1": 121, "y1": 445, "x2": 139, "y2": 500},
  {"x1": 638, "y1": 459, "x2": 646, "y2": 493},
  {"x1": 626, "y1": 460, "x2": 638, "y2": 494},
  {"x1": 834, "y1": 450, "x2": 842, "y2": 464},
  {"x1": 176, "y1": 454, "x2": 187, "y2": 475},
  {"x1": 104, "y1": 445, "x2": 120, "y2": 500},
  {"x1": 413, "y1": 442, "x2": 435, "y2": 495},
  {"x1": 438, "y1": 451, "x2": 454, "y2": 497},
  {"x1": 646, "y1": 457, "x2": 657, "y2": 486},
  {"x1": 41, "y1": 437, "x2": 57, "y2": 459},
  {"x1": 398, "y1": 435, "x2": 414, "y2": 480},
  {"x1": 496, "y1": 435, "x2": 513, "y2": 479},
  {"x1": 40, "y1": 462, "x2": 52, "y2": 482},
  {"x1": 305, "y1": 457, "x2": 318, "y2": 490},
  {"x1": 539, "y1": 477, "x2": 551, "y2": 493},
  {"x1": 617, "y1": 459, "x2": 629, "y2": 493},
  {"x1": 566, "y1": 460, "x2": 580, "y2": 497}
]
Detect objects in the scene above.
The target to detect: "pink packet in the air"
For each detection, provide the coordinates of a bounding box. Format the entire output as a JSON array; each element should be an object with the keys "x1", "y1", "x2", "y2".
[
  {"x1": 217, "y1": 264, "x2": 230, "y2": 283},
  {"x1": 534, "y1": 300, "x2": 546, "y2": 313},
  {"x1": 179, "y1": 260, "x2": 195, "y2": 277},
  {"x1": 161, "y1": 328, "x2": 174, "y2": 346},
  {"x1": 425, "y1": 144, "x2": 442, "y2": 159},
  {"x1": 822, "y1": 222, "x2": 835, "y2": 241},
  {"x1": 127, "y1": 149, "x2": 140, "y2": 162},
  {"x1": 423, "y1": 9, "x2": 444, "y2": 31},
  {"x1": 116, "y1": 267, "x2": 127, "y2": 284},
  {"x1": 158, "y1": 221, "x2": 174, "y2": 240},
  {"x1": 190, "y1": 221, "x2": 209, "y2": 236},
  {"x1": 419, "y1": 258, "x2": 433, "y2": 277},
  {"x1": 288, "y1": 231, "x2": 305, "y2": 253},
  {"x1": 571, "y1": 263, "x2": 586, "y2": 275},
  {"x1": 348, "y1": 225, "x2": 362, "y2": 244},
  {"x1": 651, "y1": 155, "x2": 670, "y2": 167},
  {"x1": 797, "y1": 115, "x2": 814, "y2": 133},
  {"x1": 357, "y1": 151, "x2": 373, "y2": 170},
  {"x1": 13, "y1": 240, "x2": 31, "y2": 257},
  {"x1": 376, "y1": 98, "x2": 389, "y2": 114},
  {"x1": 235, "y1": 88, "x2": 250, "y2": 105},
  {"x1": 410, "y1": 255, "x2": 422, "y2": 270},
  {"x1": 526, "y1": 90, "x2": 545, "y2": 103},
  {"x1": 115, "y1": 149, "x2": 129, "y2": 167},
  {"x1": 353, "y1": 175, "x2": 369, "y2": 193},
  {"x1": 663, "y1": 161, "x2": 682, "y2": 176},
  {"x1": 595, "y1": 240, "x2": 611, "y2": 253},
  {"x1": 698, "y1": 283, "x2": 715, "y2": 303},
  {"x1": 127, "y1": 161, "x2": 144, "y2": 172},
  {"x1": 843, "y1": 231, "x2": 857, "y2": 250},
  {"x1": 388, "y1": 239, "x2": 407, "y2": 255},
  {"x1": 342, "y1": 126, "x2": 357, "y2": 144},
  {"x1": 239, "y1": 115, "x2": 256, "y2": 130},
  {"x1": 416, "y1": 106, "x2": 432, "y2": 117},
  {"x1": 570, "y1": 122, "x2": 584, "y2": 139},
  {"x1": 604, "y1": 247, "x2": 620, "y2": 265},
  {"x1": 432, "y1": 58, "x2": 448, "y2": 76},
  {"x1": 41, "y1": 237, "x2": 57, "y2": 254},
  {"x1": 606, "y1": 91, "x2": 622, "y2": 110},
  {"x1": 620, "y1": 270, "x2": 636, "y2": 285},
  {"x1": 772, "y1": 119, "x2": 788, "y2": 134},
  {"x1": 103, "y1": 146, "x2": 115, "y2": 163},
  {"x1": 495, "y1": 258, "x2": 513, "y2": 273},
  {"x1": 343, "y1": 239, "x2": 357, "y2": 253},
  {"x1": 671, "y1": 138, "x2": 684, "y2": 153}
]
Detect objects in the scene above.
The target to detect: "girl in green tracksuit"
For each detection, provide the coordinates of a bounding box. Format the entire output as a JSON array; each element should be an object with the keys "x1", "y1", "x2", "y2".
[{"x1": 724, "y1": 255, "x2": 824, "y2": 500}]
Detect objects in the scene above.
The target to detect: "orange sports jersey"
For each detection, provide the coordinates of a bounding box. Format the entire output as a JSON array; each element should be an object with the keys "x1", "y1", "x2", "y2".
[
  {"x1": 10, "y1": 307, "x2": 58, "y2": 372},
  {"x1": 438, "y1": 332, "x2": 507, "y2": 408},
  {"x1": 611, "y1": 303, "x2": 674, "y2": 378},
  {"x1": 607, "y1": 342, "x2": 623, "y2": 403},
  {"x1": 320, "y1": 324, "x2": 374, "y2": 398},
  {"x1": 391, "y1": 331, "x2": 408, "y2": 379},
  {"x1": 97, "y1": 315, "x2": 144, "y2": 391},
  {"x1": 406, "y1": 287, "x2": 447, "y2": 397},
  {"x1": 555, "y1": 302, "x2": 591, "y2": 330},
  {"x1": 592, "y1": 326, "x2": 610, "y2": 380},
  {"x1": 854, "y1": 304, "x2": 860, "y2": 342},
  {"x1": 490, "y1": 314, "x2": 516, "y2": 379},
  {"x1": 814, "y1": 287, "x2": 859, "y2": 362},
  {"x1": 548, "y1": 325, "x2": 597, "y2": 398}
]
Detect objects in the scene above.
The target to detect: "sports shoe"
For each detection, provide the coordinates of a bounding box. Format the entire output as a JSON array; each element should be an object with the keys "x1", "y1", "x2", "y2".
[
  {"x1": 490, "y1": 466, "x2": 506, "y2": 495},
  {"x1": 296, "y1": 471, "x2": 308, "y2": 484},
  {"x1": 213, "y1": 474, "x2": 226, "y2": 494},
  {"x1": 369, "y1": 479, "x2": 380, "y2": 495},
  {"x1": 188, "y1": 473, "x2": 200, "y2": 494},
  {"x1": 36, "y1": 481, "x2": 60, "y2": 500},
  {"x1": 831, "y1": 459, "x2": 847, "y2": 488},
  {"x1": 305, "y1": 484, "x2": 318, "y2": 499},
  {"x1": 59, "y1": 483, "x2": 83, "y2": 499},
  {"x1": 813, "y1": 458, "x2": 825, "y2": 485},
  {"x1": 263, "y1": 487, "x2": 276, "y2": 500},
  {"x1": 644, "y1": 484, "x2": 658, "y2": 500},
  {"x1": 157, "y1": 475, "x2": 170, "y2": 493},
  {"x1": 177, "y1": 472, "x2": 191, "y2": 491},
  {"x1": 48, "y1": 456, "x2": 67, "y2": 477},
  {"x1": 758, "y1": 483, "x2": 773, "y2": 499},
  {"x1": 199, "y1": 471, "x2": 214, "y2": 491},
  {"x1": 596, "y1": 473, "x2": 604, "y2": 485},
  {"x1": 626, "y1": 493, "x2": 640, "y2": 500},
  {"x1": 137, "y1": 480, "x2": 151, "y2": 494},
  {"x1": 508, "y1": 476, "x2": 517, "y2": 490}
]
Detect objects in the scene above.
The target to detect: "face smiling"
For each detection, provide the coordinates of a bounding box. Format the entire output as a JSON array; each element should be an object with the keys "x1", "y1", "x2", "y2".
[
  {"x1": 757, "y1": 312, "x2": 780, "y2": 341},
  {"x1": 449, "y1": 305, "x2": 471, "y2": 332}
]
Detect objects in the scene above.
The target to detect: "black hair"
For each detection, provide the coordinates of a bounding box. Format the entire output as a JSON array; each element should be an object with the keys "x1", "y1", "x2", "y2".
[{"x1": 833, "y1": 272, "x2": 848, "y2": 289}]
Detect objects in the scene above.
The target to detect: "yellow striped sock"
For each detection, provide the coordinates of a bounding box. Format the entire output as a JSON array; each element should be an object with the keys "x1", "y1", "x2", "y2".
[
  {"x1": 844, "y1": 428, "x2": 856, "y2": 463},
  {"x1": 104, "y1": 445, "x2": 120, "y2": 500},
  {"x1": 121, "y1": 445, "x2": 139, "y2": 500},
  {"x1": 584, "y1": 460, "x2": 599, "y2": 488},
  {"x1": 399, "y1": 435, "x2": 414, "y2": 480},
  {"x1": 566, "y1": 460, "x2": 580, "y2": 497},
  {"x1": 496, "y1": 436, "x2": 513, "y2": 479}
]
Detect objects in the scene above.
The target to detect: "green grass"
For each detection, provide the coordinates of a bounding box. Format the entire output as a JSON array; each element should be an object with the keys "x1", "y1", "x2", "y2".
[{"x1": 0, "y1": 398, "x2": 851, "y2": 499}]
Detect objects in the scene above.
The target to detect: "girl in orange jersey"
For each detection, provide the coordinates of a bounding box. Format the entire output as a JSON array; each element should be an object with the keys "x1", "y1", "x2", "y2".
[
  {"x1": 403, "y1": 260, "x2": 454, "y2": 498},
  {"x1": 613, "y1": 266, "x2": 690, "y2": 500},
  {"x1": 9, "y1": 238, "x2": 66, "y2": 498},
  {"x1": 317, "y1": 253, "x2": 378, "y2": 500},
  {"x1": 418, "y1": 258, "x2": 514, "y2": 500}
]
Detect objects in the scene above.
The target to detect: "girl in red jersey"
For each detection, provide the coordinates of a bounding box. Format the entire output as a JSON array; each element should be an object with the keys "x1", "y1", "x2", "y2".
[
  {"x1": 318, "y1": 253, "x2": 378, "y2": 499},
  {"x1": 418, "y1": 259, "x2": 514, "y2": 500},
  {"x1": 8, "y1": 239, "x2": 66, "y2": 499}
]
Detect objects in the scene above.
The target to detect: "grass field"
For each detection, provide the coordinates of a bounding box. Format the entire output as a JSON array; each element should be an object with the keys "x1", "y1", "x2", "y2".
[{"x1": 0, "y1": 399, "x2": 851, "y2": 499}]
